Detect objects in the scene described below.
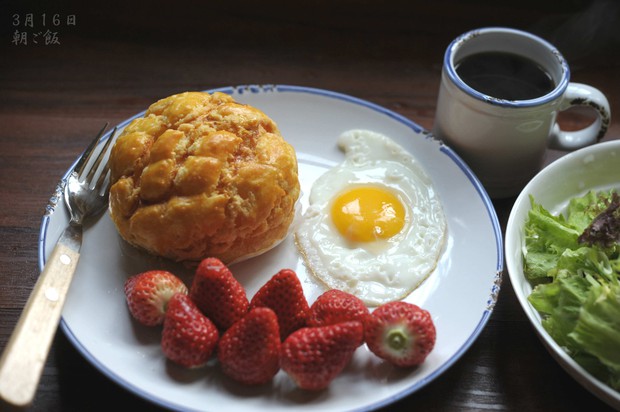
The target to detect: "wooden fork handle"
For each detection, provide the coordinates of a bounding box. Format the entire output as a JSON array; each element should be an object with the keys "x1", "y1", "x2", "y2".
[{"x1": 0, "y1": 227, "x2": 81, "y2": 407}]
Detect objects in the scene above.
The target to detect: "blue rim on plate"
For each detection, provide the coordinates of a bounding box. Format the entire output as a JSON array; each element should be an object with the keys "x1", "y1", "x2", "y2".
[{"x1": 38, "y1": 84, "x2": 503, "y2": 411}]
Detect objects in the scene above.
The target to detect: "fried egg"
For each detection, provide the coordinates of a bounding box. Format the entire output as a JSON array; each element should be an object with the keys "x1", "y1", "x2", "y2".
[{"x1": 295, "y1": 129, "x2": 447, "y2": 306}]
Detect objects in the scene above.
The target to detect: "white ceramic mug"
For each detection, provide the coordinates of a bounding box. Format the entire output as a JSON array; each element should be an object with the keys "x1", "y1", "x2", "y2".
[{"x1": 432, "y1": 27, "x2": 611, "y2": 199}]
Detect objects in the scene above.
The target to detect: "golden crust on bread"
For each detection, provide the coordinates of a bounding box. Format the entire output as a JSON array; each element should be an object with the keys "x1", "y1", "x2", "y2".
[{"x1": 108, "y1": 91, "x2": 300, "y2": 264}]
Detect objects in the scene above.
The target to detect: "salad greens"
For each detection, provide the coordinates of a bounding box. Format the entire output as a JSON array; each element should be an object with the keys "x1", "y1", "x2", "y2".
[{"x1": 523, "y1": 189, "x2": 620, "y2": 391}]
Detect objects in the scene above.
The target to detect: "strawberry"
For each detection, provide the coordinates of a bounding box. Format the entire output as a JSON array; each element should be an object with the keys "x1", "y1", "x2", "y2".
[
  {"x1": 124, "y1": 270, "x2": 188, "y2": 326},
  {"x1": 161, "y1": 293, "x2": 220, "y2": 368},
  {"x1": 280, "y1": 321, "x2": 363, "y2": 390},
  {"x1": 307, "y1": 289, "x2": 369, "y2": 337},
  {"x1": 249, "y1": 269, "x2": 309, "y2": 340},
  {"x1": 217, "y1": 307, "x2": 281, "y2": 385},
  {"x1": 190, "y1": 257, "x2": 249, "y2": 331},
  {"x1": 363, "y1": 301, "x2": 436, "y2": 367}
]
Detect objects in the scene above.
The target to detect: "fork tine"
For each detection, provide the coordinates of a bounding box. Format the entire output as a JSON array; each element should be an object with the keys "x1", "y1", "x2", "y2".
[
  {"x1": 93, "y1": 129, "x2": 117, "y2": 195},
  {"x1": 95, "y1": 169, "x2": 111, "y2": 198},
  {"x1": 85, "y1": 126, "x2": 117, "y2": 186},
  {"x1": 74, "y1": 123, "x2": 109, "y2": 179}
]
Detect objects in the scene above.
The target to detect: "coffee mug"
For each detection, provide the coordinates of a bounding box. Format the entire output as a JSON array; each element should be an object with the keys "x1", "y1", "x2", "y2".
[{"x1": 432, "y1": 27, "x2": 611, "y2": 198}]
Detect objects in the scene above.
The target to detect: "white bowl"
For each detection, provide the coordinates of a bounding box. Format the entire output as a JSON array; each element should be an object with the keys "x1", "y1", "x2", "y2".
[{"x1": 505, "y1": 139, "x2": 620, "y2": 409}]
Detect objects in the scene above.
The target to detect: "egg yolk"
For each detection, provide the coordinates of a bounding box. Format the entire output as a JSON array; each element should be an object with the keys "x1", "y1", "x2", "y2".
[{"x1": 330, "y1": 186, "x2": 406, "y2": 242}]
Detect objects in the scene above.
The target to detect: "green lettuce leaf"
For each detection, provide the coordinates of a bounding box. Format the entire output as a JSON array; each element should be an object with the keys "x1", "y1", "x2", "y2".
[
  {"x1": 569, "y1": 280, "x2": 620, "y2": 390},
  {"x1": 566, "y1": 190, "x2": 608, "y2": 232},
  {"x1": 523, "y1": 196, "x2": 580, "y2": 282},
  {"x1": 529, "y1": 270, "x2": 591, "y2": 349}
]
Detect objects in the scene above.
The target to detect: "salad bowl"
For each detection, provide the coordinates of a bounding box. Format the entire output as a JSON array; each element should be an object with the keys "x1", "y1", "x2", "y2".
[{"x1": 505, "y1": 139, "x2": 620, "y2": 409}]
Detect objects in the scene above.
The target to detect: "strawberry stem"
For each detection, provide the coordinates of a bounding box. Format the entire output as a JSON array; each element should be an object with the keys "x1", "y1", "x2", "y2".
[{"x1": 386, "y1": 328, "x2": 409, "y2": 351}]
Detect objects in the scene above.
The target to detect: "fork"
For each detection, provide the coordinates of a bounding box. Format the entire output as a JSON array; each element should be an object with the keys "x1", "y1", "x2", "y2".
[{"x1": 0, "y1": 124, "x2": 116, "y2": 407}]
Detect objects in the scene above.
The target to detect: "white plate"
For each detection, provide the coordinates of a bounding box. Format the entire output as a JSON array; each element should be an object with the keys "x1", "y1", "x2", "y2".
[
  {"x1": 39, "y1": 85, "x2": 503, "y2": 411},
  {"x1": 505, "y1": 139, "x2": 620, "y2": 410}
]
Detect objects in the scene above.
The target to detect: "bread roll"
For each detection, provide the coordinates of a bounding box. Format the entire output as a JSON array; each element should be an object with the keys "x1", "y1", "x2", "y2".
[{"x1": 108, "y1": 91, "x2": 300, "y2": 264}]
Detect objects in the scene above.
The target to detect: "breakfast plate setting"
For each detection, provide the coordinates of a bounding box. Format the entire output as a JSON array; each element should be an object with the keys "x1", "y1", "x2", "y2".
[{"x1": 39, "y1": 85, "x2": 503, "y2": 411}]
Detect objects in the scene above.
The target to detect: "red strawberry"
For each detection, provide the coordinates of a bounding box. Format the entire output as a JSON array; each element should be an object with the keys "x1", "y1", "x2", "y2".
[
  {"x1": 307, "y1": 289, "x2": 369, "y2": 337},
  {"x1": 161, "y1": 293, "x2": 220, "y2": 368},
  {"x1": 249, "y1": 269, "x2": 309, "y2": 340},
  {"x1": 217, "y1": 307, "x2": 281, "y2": 385},
  {"x1": 124, "y1": 270, "x2": 188, "y2": 326},
  {"x1": 363, "y1": 301, "x2": 436, "y2": 367},
  {"x1": 280, "y1": 321, "x2": 363, "y2": 390},
  {"x1": 190, "y1": 257, "x2": 249, "y2": 331}
]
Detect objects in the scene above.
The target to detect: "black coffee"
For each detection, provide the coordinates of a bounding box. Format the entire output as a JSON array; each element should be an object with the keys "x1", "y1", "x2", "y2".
[{"x1": 455, "y1": 51, "x2": 555, "y2": 101}]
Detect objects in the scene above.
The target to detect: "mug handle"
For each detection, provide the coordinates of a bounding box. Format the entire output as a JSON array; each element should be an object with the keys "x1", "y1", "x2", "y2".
[{"x1": 548, "y1": 83, "x2": 611, "y2": 150}]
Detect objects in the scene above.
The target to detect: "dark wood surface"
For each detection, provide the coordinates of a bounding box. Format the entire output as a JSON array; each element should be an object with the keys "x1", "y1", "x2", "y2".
[{"x1": 1, "y1": 0, "x2": 619, "y2": 410}]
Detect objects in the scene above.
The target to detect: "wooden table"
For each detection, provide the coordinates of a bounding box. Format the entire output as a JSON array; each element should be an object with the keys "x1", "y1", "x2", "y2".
[{"x1": 1, "y1": 1, "x2": 619, "y2": 410}]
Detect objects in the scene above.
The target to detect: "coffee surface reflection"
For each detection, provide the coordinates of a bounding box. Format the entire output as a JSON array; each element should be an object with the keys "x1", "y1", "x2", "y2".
[{"x1": 456, "y1": 51, "x2": 555, "y2": 101}]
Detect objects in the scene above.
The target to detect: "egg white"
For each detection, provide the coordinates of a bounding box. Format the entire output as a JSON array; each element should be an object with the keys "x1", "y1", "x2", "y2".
[{"x1": 294, "y1": 129, "x2": 447, "y2": 306}]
